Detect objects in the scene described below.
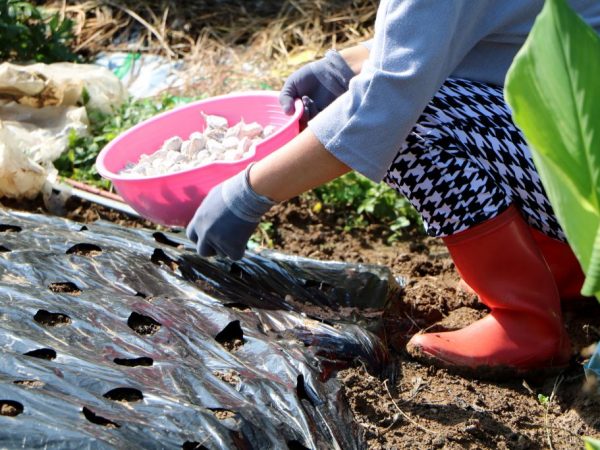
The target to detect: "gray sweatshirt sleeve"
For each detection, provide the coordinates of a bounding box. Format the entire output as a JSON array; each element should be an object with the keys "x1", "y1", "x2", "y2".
[{"x1": 308, "y1": 0, "x2": 492, "y2": 182}]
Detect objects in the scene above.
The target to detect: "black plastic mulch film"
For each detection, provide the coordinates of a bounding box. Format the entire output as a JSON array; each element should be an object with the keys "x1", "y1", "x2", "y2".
[{"x1": 0, "y1": 208, "x2": 399, "y2": 449}]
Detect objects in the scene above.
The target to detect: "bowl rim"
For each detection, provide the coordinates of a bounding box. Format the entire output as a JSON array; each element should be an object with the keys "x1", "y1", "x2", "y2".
[{"x1": 95, "y1": 90, "x2": 303, "y2": 181}]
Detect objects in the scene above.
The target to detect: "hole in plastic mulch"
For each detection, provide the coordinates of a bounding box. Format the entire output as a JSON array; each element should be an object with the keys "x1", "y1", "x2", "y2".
[
  {"x1": 13, "y1": 380, "x2": 45, "y2": 388},
  {"x1": 127, "y1": 312, "x2": 161, "y2": 336},
  {"x1": 208, "y1": 408, "x2": 236, "y2": 421},
  {"x1": 228, "y1": 262, "x2": 249, "y2": 279},
  {"x1": 151, "y1": 248, "x2": 179, "y2": 271},
  {"x1": 213, "y1": 370, "x2": 241, "y2": 387},
  {"x1": 287, "y1": 440, "x2": 311, "y2": 450},
  {"x1": 153, "y1": 232, "x2": 183, "y2": 249},
  {"x1": 303, "y1": 278, "x2": 335, "y2": 295},
  {"x1": 296, "y1": 374, "x2": 318, "y2": 407},
  {"x1": 33, "y1": 309, "x2": 72, "y2": 327},
  {"x1": 103, "y1": 387, "x2": 144, "y2": 403},
  {"x1": 0, "y1": 400, "x2": 24, "y2": 417},
  {"x1": 215, "y1": 320, "x2": 245, "y2": 352},
  {"x1": 0, "y1": 245, "x2": 11, "y2": 252},
  {"x1": 113, "y1": 356, "x2": 154, "y2": 367},
  {"x1": 23, "y1": 348, "x2": 57, "y2": 360},
  {"x1": 82, "y1": 407, "x2": 120, "y2": 428},
  {"x1": 182, "y1": 442, "x2": 209, "y2": 450},
  {"x1": 66, "y1": 243, "x2": 102, "y2": 257},
  {"x1": 223, "y1": 302, "x2": 252, "y2": 312},
  {"x1": 48, "y1": 282, "x2": 81, "y2": 295},
  {"x1": 0, "y1": 224, "x2": 22, "y2": 233}
]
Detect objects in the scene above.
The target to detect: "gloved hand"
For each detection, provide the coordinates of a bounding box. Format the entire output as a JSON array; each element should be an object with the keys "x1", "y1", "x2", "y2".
[
  {"x1": 279, "y1": 49, "x2": 355, "y2": 121},
  {"x1": 186, "y1": 165, "x2": 276, "y2": 260}
]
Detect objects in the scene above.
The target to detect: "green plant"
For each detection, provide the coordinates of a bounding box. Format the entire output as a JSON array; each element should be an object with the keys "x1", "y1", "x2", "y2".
[
  {"x1": 505, "y1": 4, "x2": 600, "y2": 446},
  {"x1": 251, "y1": 221, "x2": 275, "y2": 249},
  {"x1": 505, "y1": 0, "x2": 600, "y2": 300},
  {"x1": 585, "y1": 437, "x2": 600, "y2": 450},
  {"x1": 312, "y1": 172, "x2": 423, "y2": 239},
  {"x1": 55, "y1": 94, "x2": 194, "y2": 188},
  {"x1": 0, "y1": 0, "x2": 78, "y2": 63}
]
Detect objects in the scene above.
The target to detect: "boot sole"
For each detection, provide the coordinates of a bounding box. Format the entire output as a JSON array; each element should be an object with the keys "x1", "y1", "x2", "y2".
[{"x1": 407, "y1": 344, "x2": 571, "y2": 381}]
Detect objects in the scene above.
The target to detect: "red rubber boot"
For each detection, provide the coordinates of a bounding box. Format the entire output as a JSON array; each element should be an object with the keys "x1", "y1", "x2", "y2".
[
  {"x1": 530, "y1": 229, "x2": 586, "y2": 301},
  {"x1": 458, "y1": 229, "x2": 587, "y2": 301},
  {"x1": 407, "y1": 206, "x2": 571, "y2": 375}
]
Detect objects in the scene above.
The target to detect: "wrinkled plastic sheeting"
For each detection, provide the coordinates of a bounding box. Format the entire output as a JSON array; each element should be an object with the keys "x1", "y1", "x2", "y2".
[
  {"x1": 585, "y1": 342, "x2": 600, "y2": 390},
  {"x1": 0, "y1": 209, "x2": 397, "y2": 449},
  {"x1": 95, "y1": 53, "x2": 185, "y2": 99}
]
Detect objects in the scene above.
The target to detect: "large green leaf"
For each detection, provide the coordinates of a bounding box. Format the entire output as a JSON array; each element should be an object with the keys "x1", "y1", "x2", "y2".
[
  {"x1": 504, "y1": 0, "x2": 600, "y2": 298},
  {"x1": 585, "y1": 437, "x2": 600, "y2": 450}
]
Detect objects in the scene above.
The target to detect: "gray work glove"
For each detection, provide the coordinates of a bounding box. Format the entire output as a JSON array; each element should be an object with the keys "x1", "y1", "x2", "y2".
[
  {"x1": 186, "y1": 166, "x2": 276, "y2": 260},
  {"x1": 279, "y1": 49, "x2": 355, "y2": 122}
]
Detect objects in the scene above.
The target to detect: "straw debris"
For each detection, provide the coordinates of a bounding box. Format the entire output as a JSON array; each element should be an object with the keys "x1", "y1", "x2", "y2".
[{"x1": 41, "y1": 0, "x2": 376, "y2": 96}]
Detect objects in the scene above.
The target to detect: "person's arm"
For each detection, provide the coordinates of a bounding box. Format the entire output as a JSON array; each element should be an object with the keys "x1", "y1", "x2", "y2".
[
  {"x1": 339, "y1": 44, "x2": 370, "y2": 75},
  {"x1": 186, "y1": 128, "x2": 350, "y2": 260},
  {"x1": 249, "y1": 127, "x2": 350, "y2": 202},
  {"x1": 308, "y1": 0, "x2": 494, "y2": 182}
]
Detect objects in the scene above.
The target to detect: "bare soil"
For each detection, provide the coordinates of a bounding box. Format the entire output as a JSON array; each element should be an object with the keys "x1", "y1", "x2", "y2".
[{"x1": 3, "y1": 195, "x2": 600, "y2": 449}]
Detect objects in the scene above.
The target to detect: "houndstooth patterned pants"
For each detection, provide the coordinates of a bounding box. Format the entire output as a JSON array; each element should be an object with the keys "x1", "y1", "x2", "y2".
[{"x1": 384, "y1": 77, "x2": 566, "y2": 241}]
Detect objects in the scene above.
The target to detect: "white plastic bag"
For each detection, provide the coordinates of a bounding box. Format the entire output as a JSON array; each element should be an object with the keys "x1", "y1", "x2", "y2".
[
  {"x1": 0, "y1": 104, "x2": 88, "y2": 199},
  {"x1": 0, "y1": 62, "x2": 126, "y2": 113},
  {"x1": 0, "y1": 62, "x2": 125, "y2": 199}
]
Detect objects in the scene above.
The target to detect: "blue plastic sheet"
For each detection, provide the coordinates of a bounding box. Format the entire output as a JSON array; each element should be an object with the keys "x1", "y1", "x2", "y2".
[{"x1": 584, "y1": 342, "x2": 600, "y2": 385}]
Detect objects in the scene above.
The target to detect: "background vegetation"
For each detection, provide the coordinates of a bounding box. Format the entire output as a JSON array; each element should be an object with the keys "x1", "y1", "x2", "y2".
[
  {"x1": 0, "y1": 0, "x2": 78, "y2": 62},
  {"x1": 2, "y1": 0, "x2": 422, "y2": 236}
]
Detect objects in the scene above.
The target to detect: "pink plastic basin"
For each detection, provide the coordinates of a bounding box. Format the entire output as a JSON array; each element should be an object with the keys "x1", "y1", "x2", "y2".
[{"x1": 96, "y1": 91, "x2": 302, "y2": 227}]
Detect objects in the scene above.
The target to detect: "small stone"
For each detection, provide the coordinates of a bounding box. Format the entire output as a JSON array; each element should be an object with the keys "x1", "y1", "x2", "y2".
[{"x1": 431, "y1": 435, "x2": 446, "y2": 448}]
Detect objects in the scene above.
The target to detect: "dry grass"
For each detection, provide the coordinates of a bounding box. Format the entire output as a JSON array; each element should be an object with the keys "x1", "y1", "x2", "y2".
[{"x1": 43, "y1": 0, "x2": 376, "y2": 96}]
